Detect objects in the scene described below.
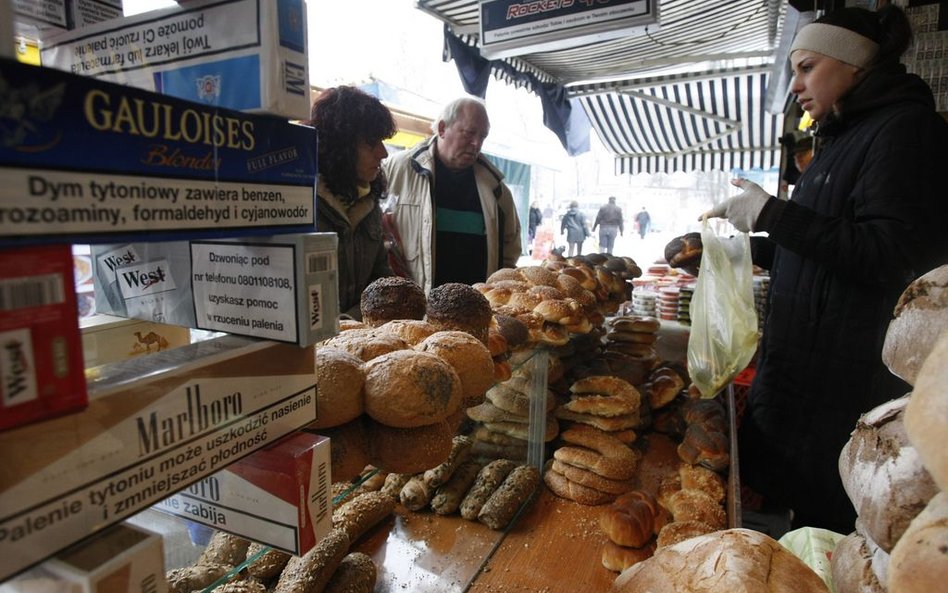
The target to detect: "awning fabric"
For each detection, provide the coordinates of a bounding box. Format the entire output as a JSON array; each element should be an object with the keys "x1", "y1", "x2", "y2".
[{"x1": 578, "y1": 69, "x2": 783, "y2": 174}]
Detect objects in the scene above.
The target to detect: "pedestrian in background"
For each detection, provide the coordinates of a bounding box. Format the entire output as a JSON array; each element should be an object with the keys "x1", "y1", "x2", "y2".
[
  {"x1": 528, "y1": 201, "x2": 543, "y2": 254},
  {"x1": 592, "y1": 196, "x2": 623, "y2": 254},
  {"x1": 634, "y1": 207, "x2": 651, "y2": 239},
  {"x1": 560, "y1": 200, "x2": 589, "y2": 256}
]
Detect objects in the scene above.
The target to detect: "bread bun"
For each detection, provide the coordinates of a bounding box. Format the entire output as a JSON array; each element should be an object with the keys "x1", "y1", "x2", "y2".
[
  {"x1": 678, "y1": 463, "x2": 726, "y2": 504},
  {"x1": 360, "y1": 276, "x2": 426, "y2": 327},
  {"x1": 831, "y1": 531, "x2": 887, "y2": 593},
  {"x1": 654, "y1": 519, "x2": 716, "y2": 549},
  {"x1": 426, "y1": 282, "x2": 493, "y2": 345},
  {"x1": 378, "y1": 319, "x2": 438, "y2": 346},
  {"x1": 611, "y1": 316, "x2": 660, "y2": 333},
  {"x1": 416, "y1": 330, "x2": 495, "y2": 406},
  {"x1": 363, "y1": 349, "x2": 462, "y2": 428},
  {"x1": 312, "y1": 418, "x2": 371, "y2": 483},
  {"x1": 600, "y1": 491, "x2": 665, "y2": 548},
  {"x1": 615, "y1": 528, "x2": 831, "y2": 593},
  {"x1": 838, "y1": 395, "x2": 939, "y2": 552},
  {"x1": 311, "y1": 348, "x2": 365, "y2": 429},
  {"x1": 492, "y1": 314, "x2": 530, "y2": 350},
  {"x1": 364, "y1": 415, "x2": 455, "y2": 474},
  {"x1": 486, "y1": 268, "x2": 526, "y2": 283},
  {"x1": 904, "y1": 330, "x2": 948, "y2": 491},
  {"x1": 519, "y1": 265, "x2": 559, "y2": 287},
  {"x1": 663, "y1": 232, "x2": 702, "y2": 275},
  {"x1": 882, "y1": 264, "x2": 948, "y2": 385},
  {"x1": 321, "y1": 328, "x2": 408, "y2": 362},
  {"x1": 663, "y1": 489, "x2": 726, "y2": 529},
  {"x1": 677, "y1": 424, "x2": 729, "y2": 472},
  {"x1": 601, "y1": 540, "x2": 656, "y2": 573},
  {"x1": 888, "y1": 491, "x2": 948, "y2": 593}
]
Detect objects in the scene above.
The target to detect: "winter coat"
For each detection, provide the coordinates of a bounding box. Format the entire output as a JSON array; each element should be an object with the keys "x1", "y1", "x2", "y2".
[
  {"x1": 594, "y1": 203, "x2": 624, "y2": 232},
  {"x1": 560, "y1": 207, "x2": 589, "y2": 243},
  {"x1": 741, "y1": 63, "x2": 948, "y2": 532},
  {"x1": 528, "y1": 207, "x2": 543, "y2": 234},
  {"x1": 316, "y1": 178, "x2": 393, "y2": 318},
  {"x1": 382, "y1": 136, "x2": 522, "y2": 293}
]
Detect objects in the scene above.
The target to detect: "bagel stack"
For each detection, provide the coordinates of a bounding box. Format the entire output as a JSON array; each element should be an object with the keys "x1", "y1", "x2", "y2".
[{"x1": 601, "y1": 315, "x2": 661, "y2": 388}]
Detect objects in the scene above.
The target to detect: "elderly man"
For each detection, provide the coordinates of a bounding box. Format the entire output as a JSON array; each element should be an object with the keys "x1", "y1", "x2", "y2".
[{"x1": 383, "y1": 97, "x2": 521, "y2": 292}]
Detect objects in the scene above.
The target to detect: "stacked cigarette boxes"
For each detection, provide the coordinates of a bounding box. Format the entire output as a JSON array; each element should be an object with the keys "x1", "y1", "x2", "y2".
[{"x1": 0, "y1": 334, "x2": 317, "y2": 580}]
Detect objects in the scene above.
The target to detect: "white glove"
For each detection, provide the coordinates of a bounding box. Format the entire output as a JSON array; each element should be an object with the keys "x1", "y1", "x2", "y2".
[{"x1": 701, "y1": 178, "x2": 772, "y2": 232}]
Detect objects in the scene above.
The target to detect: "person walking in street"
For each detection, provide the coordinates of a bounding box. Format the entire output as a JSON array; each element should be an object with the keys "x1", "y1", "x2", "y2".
[
  {"x1": 702, "y1": 4, "x2": 948, "y2": 534},
  {"x1": 528, "y1": 202, "x2": 543, "y2": 254},
  {"x1": 306, "y1": 86, "x2": 396, "y2": 319},
  {"x1": 592, "y1": 196, "x2": 623, "y2": 254},
  {"x1": 383, "y1": 96, "x2": 521, "y2": 292},
  {"x1": 560, "y1": 200, "x2": 589, "y2": 256},
  {"x1": 633, "y1": 207, "x2": 651, "y2": 239}
]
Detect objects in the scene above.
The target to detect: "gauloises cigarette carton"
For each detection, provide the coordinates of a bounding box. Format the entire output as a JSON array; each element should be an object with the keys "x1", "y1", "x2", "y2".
[
  {"x1": 0, "y1": 244, "x2": 87, "y2": 431},
  {"x1": 0, "y1": 56, "x2": 317, "y2": 248},
  {"x1": 91, "y1": 233, "x2": 340, "y2": 347},
  {"x1": 0, "y1": 334, "x2": 317, "y2": 581},
  {"x1": 155, "y1": 431, "x2": 331, "y2": 556},
  {"x1": 41, "y1": 0, "x2": 309, "y2": 120}
]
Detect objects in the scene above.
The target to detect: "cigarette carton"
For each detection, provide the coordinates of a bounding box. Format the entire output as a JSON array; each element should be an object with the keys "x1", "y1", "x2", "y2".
[
  {"x1": 41, "y1": 0, "x2": 310, "y2": 119},
  {"x1": 0, "y1": 244, "x2": 87, "y2": 431},
  {"x1": 80, "y1": 314, "x2": 191, "y2": 368},
  {"x1": 0, "y1": 334, "x2": 317, "y2": 581},
  {"x1": 91, "y1": 233, "x2": 339, "y2": 347},
  {"x1": 69, "y1": 0, "x2": 123, "y2": 30},
  {"x1": 12, "y1": 0, "x2": 68, "y2": 31},
  {"x1": 155, "y1": 431, "x2": 331, "y2": 556},
  {"x1": 0, "y1": 57, "x2": 317, "y2": 247}
]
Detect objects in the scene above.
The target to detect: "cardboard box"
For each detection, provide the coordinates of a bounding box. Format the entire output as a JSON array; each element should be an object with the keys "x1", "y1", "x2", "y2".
[
  {"x1": 69, "y1": 0, "x2": 123, "y2": 29},
  {"x1": 155, "y1": 431, "x2": 331, "y2": 556},
  {"x1": 0, "y1": 334, "x2": 317, "y2": 581},
  {"x1": 12, "y1": 0, "x2": 68, "y2": 30},
  {"x1": 80, "y1": 314, "x2": 191, "y2": 368},
  {"x1": 0, "y1": 57, "x2": 317, "y2": 247},
  {"x1": 91, "y1": 233, "x2": 340, "y2": 347},
  {"x1": 43, "y1": 522, "x2": 167, "y2": 593},
  {"x1": 0, "y1": 244, "x2": 87, "y2": 431},
  {"x1": 40, "y1": 0, "x2": 310, "y2": 119}
]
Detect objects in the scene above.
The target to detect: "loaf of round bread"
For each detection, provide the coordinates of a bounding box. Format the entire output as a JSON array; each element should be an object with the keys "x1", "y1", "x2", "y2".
[
  {"x1": 316, "y1": 418, "x2": 371, "y2": 483},
  {"x1": 363, "y1": 415, "x2": 456, "y2": 475},
  {"x1": 904, "y1": 329, "x2": 948, "y2": 491},
  {"x1": 378, "y1": 319, "x2": 438, "y2": 346},
  {"x1": 363, "y1": 349, "x2": 462, "y2": 428},
  {"x1": 360, "y1": 276, "x2": 426, "y2": 327},
  {"x1": 881, "y1": 264, "x2": 947, "y2": 385},
  {"x1": 415, "y1": 330, "x2": 495, "y2": 406},
  {"x1": 311, "y1": 348, "x2": 365, "y2": 429},
  {"x1": 838, "y1": 395, "x2": 939, "y2": 552},
  {"x1": 426, "y1": 282, "x2": 493, "y2": 345},
  {"x1": 320, "y1": 328, "x2": 408, "y2": 362},
  {"x1": 887, "y1": 491, "x2": 948, "y2": 593},
  {"x1": 831, "y1": 530, "x2": 887, "y2": 593}
]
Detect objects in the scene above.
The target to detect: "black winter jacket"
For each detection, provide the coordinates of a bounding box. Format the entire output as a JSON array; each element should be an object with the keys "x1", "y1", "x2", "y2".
[{"x1": 741, "y1": 64, "x2": 948, "y2": 532}]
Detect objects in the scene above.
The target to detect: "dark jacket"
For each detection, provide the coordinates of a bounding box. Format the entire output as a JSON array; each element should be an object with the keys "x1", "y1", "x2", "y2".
[
  {"x1": 316, "y1": 179, "x2": 393, "y2": 318},
  {"x1": 528, "y1": 207, "x2": 543, "y2": 234},
  {"x1": 561, "y1": 207, "x2": 589, "y2": 243},
  {"x1": 742, "y1": 64, "x2": 948, "y2": 532},
  {"x1": 594, "y1": 203, "x2": 624, "y2": 232}
]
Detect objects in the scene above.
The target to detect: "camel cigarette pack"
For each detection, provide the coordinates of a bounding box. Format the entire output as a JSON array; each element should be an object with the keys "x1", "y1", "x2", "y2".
[
  {"x1": 40, "y1": 0, "x2": 310, "y2": 119},
  {"x1": 0, "y1": 56, "x2": 317, "y2": 247},
  {"x1": 0, "y1": 244, "x2": 87, "y2": 431},
  {"x1": 0, "y1": 334, "x2": 317, "y2": 581},
  {"x1": 91, "y1": 233, "x2": 339, "y2": 347},
  {"x1": 80, "y1": 314, "x2": 191, "y2": 368},
  {"x1": 155, "y1": 431, "x2": 331, "y2": 556}
]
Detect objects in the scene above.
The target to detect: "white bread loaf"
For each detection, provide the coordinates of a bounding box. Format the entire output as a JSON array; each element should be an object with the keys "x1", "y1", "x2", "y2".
[
  {"x1": 887, "y1": 491, "x2": 948, "y2": 593},
  {"x1": 837, "y1": 395, "x2": 939, "y2": 552},
  {"x1": 831, "y1": 529, "x2": 887, "y2": 593},
  {"x1": 903, "y1": 329, "x2": 948, "y2": 491},
  {"x1": 881, "y1": 264, "x2": 948, "y2": 385},
  {"x1": 610, "y1": 528, "x2": 830, "y2": 593}
]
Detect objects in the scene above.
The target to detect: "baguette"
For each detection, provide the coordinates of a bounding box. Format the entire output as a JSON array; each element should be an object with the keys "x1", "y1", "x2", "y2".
[
  {"x1": 199, "y1": 532, "x2": 251, "y2": 567},
  {"x1": 245, "y1": 542, "x2": 292, "y2": 581},
  {"x1": 332, "y1": 491, "x2": 396, "y2": 544},
  {"x1": 273, "y1": 528, "x2": 351, "y2": 593},
  {"x1": 478, "y1": 464, "x2": 541, "y2": 530},
  {"x1": 323, "y1": 552, "x2": 377, "y2": 593},
  {"x1": 460, "y1": 458, "x2": 518, "y2": 520},
  {"x1": 399, "y1": 474, "x2": 435, "y2": 511},
  {"x1": 423, "y1": 435, "x2": 473, "y2": 488},
  {"x1": 379, "y1": 473, "x2": 412, "y2": 501},
  {"x1": 431, "y1": 460, "x2": 484, "y2": 515}
]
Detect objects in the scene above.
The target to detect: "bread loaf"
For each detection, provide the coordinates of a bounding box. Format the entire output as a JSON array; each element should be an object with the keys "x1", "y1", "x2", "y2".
[
  {"x1": 431, "y1": 460, "x2": 484, "y2": 515},
  {"x1": 423, "y1": 435, "x2": 473, "y2": 488},
  {"x1": 612, "y1": 528, "x2": 830, "y2": 593},
  {"x1": 425, "y1": 282, "x2": 493, "y2": 345},
  {"x1": 311, "y1": 348, "x2": 365, "y2": 429},
  {"x1": 601, "y1": 540, "x2": 656, "y2": 573},
  {"x1": 888, "y1": 491, "x2": 948, "y2": 593},
  {"x1": 478, "y1": 464, "x2": 541, "y2": 530},
  {"x1": 199, "y1": 531, "x2": 250, "y2": 567},
  {"x1": 364, "y1": 416, "x2": 456, "y2": 475},
  {"x1": 904, "y1": 330, "x2": 948, "y2": 491},
  {"x1": 273, "y1": 528, "x2": 350, "y2": 593},
  {"x1": 363, "y1": 349, "x2": 462, "y2": 428},
  {"x1": 360, "y1": 276, "x2": 426, "y2": 327},
  {"x1": 245, "y1": 542, "x2": 291, "y2": 581},
  {"x1": 831, "y1": 531, "x2": 887, "y2": 593},
  {"x1": 323, "y1": 552, "x2": 377, "y2": 593},
  {"x1": 167, "y1": 563, "x2": 232, "y2": 593},
  {"x1": 460, "y1": 458, "x2": 518, "y2": 519},
  {"x1": 543, "y1": 462, "x2": 615, "y2": 506},
  {"x1": 881, "y1": 264, "x2": 948, "y2": 385},
  {"x1": 320, "y1": 329, "x2": 408, "y2": 362},
  {"x1": 655, "y1": 520, "x2": 716, "y2": 549},
  {"x1": 600, "y1": 491, "x2": 664, "y2": 548},
  {"x1": 378, "y1": 319, "x2": 437, "y2": 346},
  {"x1": 416, "y1": 330, "x2": 495, "y2": 406},
  {"x1": 332, "y1": 491, "x2": 395, "y2": 543},
  {"x1": 838, "y1": 395, "x2": 938, "y2": 552}
]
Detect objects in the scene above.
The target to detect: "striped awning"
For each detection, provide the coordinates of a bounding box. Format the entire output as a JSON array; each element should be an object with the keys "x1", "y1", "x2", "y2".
[{"x1": 415, "y1": 0, "x2": 789, "y2": 173}]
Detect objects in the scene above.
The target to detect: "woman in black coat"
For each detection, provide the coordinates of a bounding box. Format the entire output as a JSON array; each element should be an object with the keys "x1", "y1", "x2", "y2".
[
  {"x1": 704, "y1": 5, "x2": 948, "y2": 533},
  {"x1": 307, "y1": 86, "x2": 397, "y2": 318}
]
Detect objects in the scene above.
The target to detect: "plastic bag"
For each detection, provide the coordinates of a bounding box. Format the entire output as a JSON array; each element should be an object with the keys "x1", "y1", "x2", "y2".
[{"x1": 687, "y1": 219, "x2": 759, "y2": 397}]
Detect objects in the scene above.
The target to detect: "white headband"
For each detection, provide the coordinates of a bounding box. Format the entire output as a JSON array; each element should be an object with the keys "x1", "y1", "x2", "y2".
[{"x1": 789, "y1": 23, "x2": 879, "y2": 68}]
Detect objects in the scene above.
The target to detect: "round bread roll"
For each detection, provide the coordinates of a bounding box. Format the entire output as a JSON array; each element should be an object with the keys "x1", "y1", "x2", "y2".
[
  {"x1": 486, "y1": 268, "x2": 526, "y2": 284},
  {"x1": 520, "y1": 265, "x2": 560, "y2": 287},
  {"x1": 363, "y1": 349, "x2": 462, "y2": 428},
  {"x1": 416, "y1": 330, "x2": 495, "y2": 406},
  {"x1": 315, "y1": 418, "x2": 371, "y2": 483},
  {"x1": 838, "y1": 395, "x2": 939, "y2": 552},
  {"x1": 426, "y1": 282, "x2": 493, "y2": 345},
  {"x1": 320, "y1": 328, "x2": 408, "y2": 362},
  {"x1": 601, "y1": 540, "x2": 656, "y2": 573},
  {"x1": 600, "y1": 490, "x2": 665, "y2": 548},
  {"x1": 492, "y1": 314, "x2": 530, "y2": 350},
  {"x1": 311, "y1": 348, "x2": 365, "y2": 429},
  {"x1": 364, "y1": 415, "x2": 456, "y2": 474},
  {"x1": 904, "y1": 329, "x2": 948, "y2": 491},
  {"x1": 615, "y1": 528, "x2": 831, "y2": 593},
  {"x1": 882, "y1": 264, "x2": 948, "y2": 385},
  {"x1": 887, "y1": 491, "x2": 948, "y2": 593},
  {"x1": 378, "y1": 319, "x2": 438, "y2": 346},
  {"x1": 360, "y1": 276, "x2": 426, "y2": 327}
]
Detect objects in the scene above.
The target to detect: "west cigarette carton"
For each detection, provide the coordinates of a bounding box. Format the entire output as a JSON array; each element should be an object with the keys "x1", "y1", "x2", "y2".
[
  {"x1": 41, "y1": 0, "x2": 310, "y2": 119},
  {"x1": 0, "y1": 56, "x2": 317, "y2": 247},
  {"x1": 155, "y1": 431, "x2": 331, "y2": 556},
  {"x1": 0, "y1": 244, "x2": 87, "y2": 431},
  {"x1": 0, "y1": 334, "x2": 317, "y2": 581},
  {"x1": 91, "y1": 233, "x2": 340, "y2": 347}
]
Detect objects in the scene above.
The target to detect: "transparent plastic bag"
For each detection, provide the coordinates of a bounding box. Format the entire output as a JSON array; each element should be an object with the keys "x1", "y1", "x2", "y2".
[{"x1": 687, "y1": 219, "x2": 760, "y2": 397}]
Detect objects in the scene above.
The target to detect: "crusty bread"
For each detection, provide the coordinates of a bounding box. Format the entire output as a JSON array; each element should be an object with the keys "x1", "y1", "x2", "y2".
[
  {"x1": 363, "y1": 416, "x2": 456, "y2": 475},
  {"x1": 881, "y1": 264, "x2": 948, "y2": 385},
  {"x1": 311, "y1": 348, "x2": 365, "y2": 429},
  {"x1": 425, "y1": 282, "x2": 493, "y2": 345},
  {"x1": 378, "y1": 319, "x2": 438, "y2": 346},
  {"x1": 332, "y1": 491, "x2": 395, "y2": 544},
  {"x1": 360, "y1": 276, "x2": 426, "y2": 327},
  {"x1": 601, "y1": 540, "x2": 656, "y2": 573},
  {"x1": 838, "y1": 395, "x2": 939, "y2": 552},
  {"x1": 320, "y1": 329, "x2": 408, "y2": 362},
  {"x1": 887, "y1": 491, "x2": 948, "y2": 593},
  {"x1": 415, "y1": 330, "x2": 495, "y2": 406},
  {"x1": 363, "y1": 349, "x2": 462, "y2": 428},
  {"x1": 904, "y1": 329, "x2": 948, "y2": 491},
  {"x1": 323, "y1": 552, "x2": 377, "y2": 593},
  {"x1": 663, "y1": 489, "x2": 726, "y2": 529},
  {"x1": 273, "y1": 529, "x2": 350, "y2": 593},
  {"x1": 612, "y1": 528, "x2": 830, "y2": 593},
  {"x1": 831, "y1": 530, "x2": 887, "y2": 593},
  {"x1": 313, "y1": 419, "x2": 371, "y2": 483}
]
